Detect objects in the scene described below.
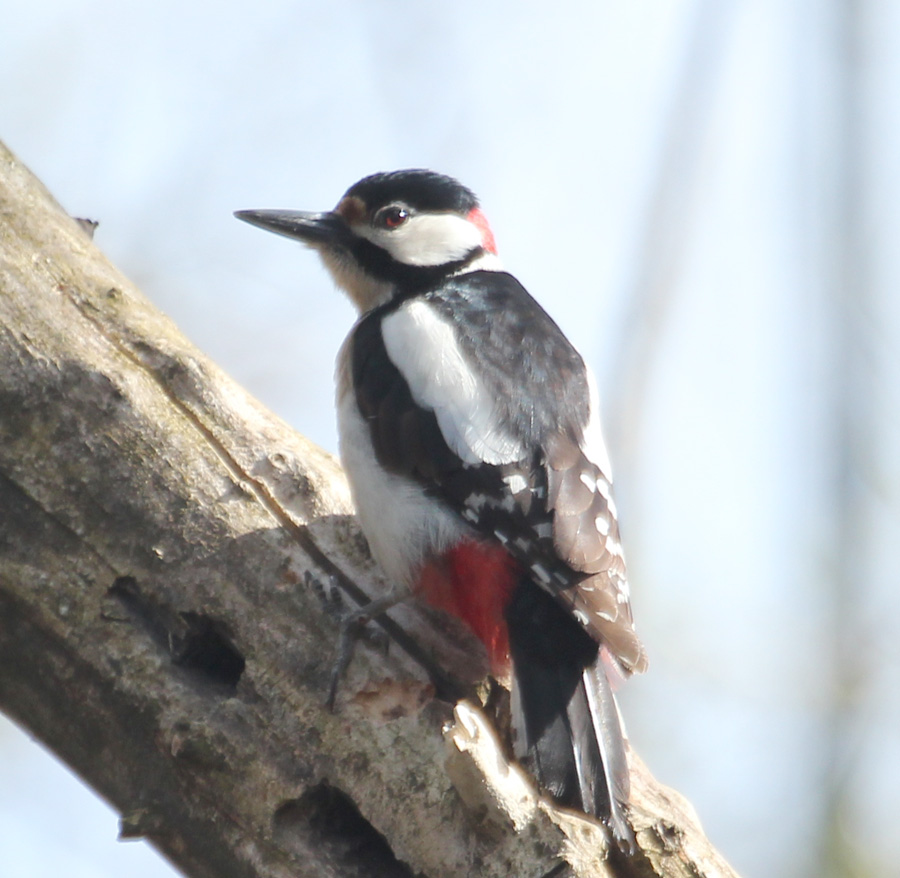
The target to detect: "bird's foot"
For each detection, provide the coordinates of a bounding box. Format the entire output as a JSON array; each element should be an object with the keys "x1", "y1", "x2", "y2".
[{"x1": 326, "y1": 591, "x2": 404, "y2": 711}]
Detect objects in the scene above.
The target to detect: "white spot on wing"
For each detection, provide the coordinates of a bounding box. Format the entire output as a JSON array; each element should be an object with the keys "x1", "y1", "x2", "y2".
[
  {"x1": 531, "y1": 563, "x2": 551, "y2": 585},
  {"x1": 381, "y1": 301, "x2": 525, "y2": 465},
  {"x1": 504, "y1": 473, "x2": 528, "y2": 494},
  {"x1": 534, "y1": 521, "x2": 553, "y2": 539},
  {"x1": 465, "y1": 492, "x2": 489, "y2": 509}
]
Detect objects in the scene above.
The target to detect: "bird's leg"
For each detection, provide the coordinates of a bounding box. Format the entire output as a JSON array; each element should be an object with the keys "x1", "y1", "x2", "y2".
[{"x1": 326, "y1": 590, "x2": 406, "y2": 710}]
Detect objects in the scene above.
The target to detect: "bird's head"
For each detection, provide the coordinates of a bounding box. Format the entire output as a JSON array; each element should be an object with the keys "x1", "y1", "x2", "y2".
[{"x1": 235, "y1": 169, "x2": 501, "y2": 312}]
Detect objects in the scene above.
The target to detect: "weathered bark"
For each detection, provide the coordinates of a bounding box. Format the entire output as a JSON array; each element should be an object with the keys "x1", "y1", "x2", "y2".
[{"x1": 0, "y1": 140, "x2": 740, "y2": 878}]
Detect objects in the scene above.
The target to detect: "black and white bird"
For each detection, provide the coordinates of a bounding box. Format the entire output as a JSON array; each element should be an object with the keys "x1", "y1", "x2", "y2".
[{"x1": 236, "y1": 170, "x2": 646, "y2": 843}]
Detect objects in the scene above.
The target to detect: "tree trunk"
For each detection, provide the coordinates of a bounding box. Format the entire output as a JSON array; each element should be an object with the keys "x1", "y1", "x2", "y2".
[{"x1": 0, "y1": 140, "x2": 739, "y2": 878}]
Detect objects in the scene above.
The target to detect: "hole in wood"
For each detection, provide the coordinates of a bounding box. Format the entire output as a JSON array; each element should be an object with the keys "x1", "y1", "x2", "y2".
[
  {"x1": 273, "y1": 782, "x2": 414, "y2": 878},
  {"x1": 108, "y1": 577, "x2": 245, "y2": 693},
  {"x1": 171, "y1": 611, "x2": 245, "y2": 692}
]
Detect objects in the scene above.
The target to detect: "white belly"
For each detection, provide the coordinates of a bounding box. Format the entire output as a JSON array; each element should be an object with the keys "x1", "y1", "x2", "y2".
[{"x1": 337, "y1": 389, "x2": 468, "y2": 589}]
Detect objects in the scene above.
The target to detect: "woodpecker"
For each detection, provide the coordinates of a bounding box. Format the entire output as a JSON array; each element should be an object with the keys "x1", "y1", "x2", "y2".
[{"x1": 236, "y1": 170, "x2": 646, "y2": 843}]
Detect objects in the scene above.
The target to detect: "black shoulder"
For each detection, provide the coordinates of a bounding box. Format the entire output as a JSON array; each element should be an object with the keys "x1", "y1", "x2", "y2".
[{"x1": 424, "y1": 271, "x2": 591, "y2": 447}]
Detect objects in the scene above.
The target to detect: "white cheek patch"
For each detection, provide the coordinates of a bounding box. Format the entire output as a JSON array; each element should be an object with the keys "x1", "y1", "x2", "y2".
[
  {"x1": 358, "y1": 213, "x2": 484, "y2": 267},
  {"x1": 381, "y1": 300, "x2": 525, "y2": 465}
]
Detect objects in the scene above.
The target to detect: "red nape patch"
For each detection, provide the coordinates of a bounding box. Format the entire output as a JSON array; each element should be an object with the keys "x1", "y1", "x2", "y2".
[
  {"x1": 466, "y1": 207, "x2": 498, "y2": 254},
  {"x1": 416, "y1": 542, "x2": 519, "y2": 674}
]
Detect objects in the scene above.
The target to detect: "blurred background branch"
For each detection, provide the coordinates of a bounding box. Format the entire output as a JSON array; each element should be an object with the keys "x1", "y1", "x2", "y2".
[
  {"x1": 606, "y1": 0, "x2": 736, "y2": 471},
  {"x1": 818, "y1": 2, "x2": 879, "y2": 875}
]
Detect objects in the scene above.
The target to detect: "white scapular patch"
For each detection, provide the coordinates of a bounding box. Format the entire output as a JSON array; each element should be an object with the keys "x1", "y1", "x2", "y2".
[
  {"x1": 381, "y1": 300, "x2": 525, "y2": 465},
  {"x1": 357, "y1": 212, "x2": 484, "y2": 267}
]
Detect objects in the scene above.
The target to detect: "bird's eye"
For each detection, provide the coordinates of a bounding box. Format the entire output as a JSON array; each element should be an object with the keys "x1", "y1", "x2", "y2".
[{"x1": 375, "y1": 205, "x2": 409, "y2": 230}]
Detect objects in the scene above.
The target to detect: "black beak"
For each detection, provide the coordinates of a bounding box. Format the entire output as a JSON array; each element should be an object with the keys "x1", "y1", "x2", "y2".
[{"x1": 233, "y1": 209, "x2": 348, "y2": 246}]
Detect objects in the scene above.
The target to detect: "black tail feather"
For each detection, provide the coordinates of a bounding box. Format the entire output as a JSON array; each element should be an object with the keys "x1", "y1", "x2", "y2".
[{"x1": 506, "y1": 579, "x2": 632, "y2": 845}]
